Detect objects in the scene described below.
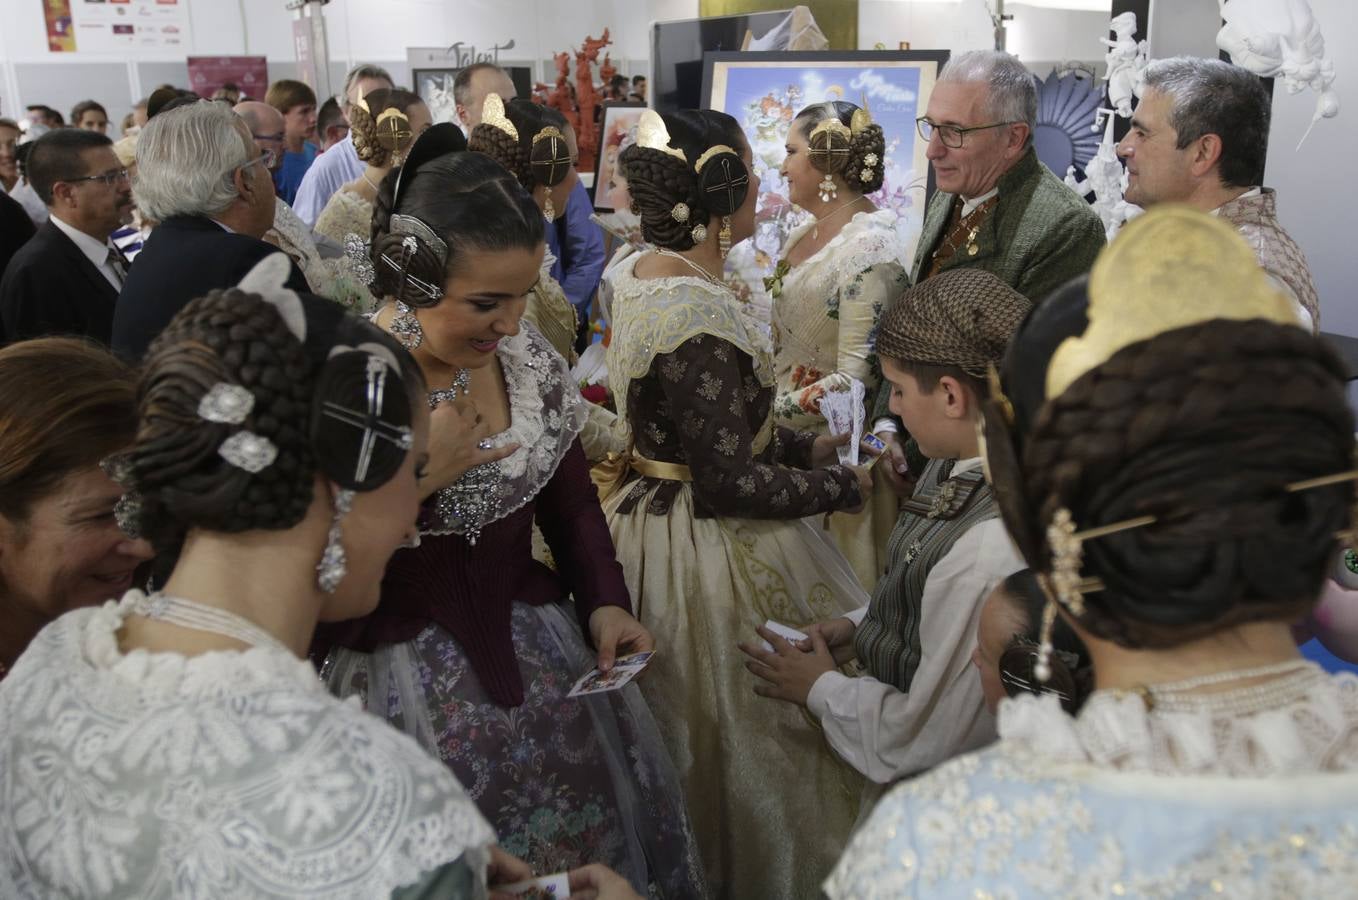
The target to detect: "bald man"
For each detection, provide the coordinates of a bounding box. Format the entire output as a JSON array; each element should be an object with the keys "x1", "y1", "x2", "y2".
[
  {"x1": 453, "y1": 62, "x2": 517, "y2": 130},
  {"x1": 236, "y1": 101, "x2": 336, "y2": 284}
]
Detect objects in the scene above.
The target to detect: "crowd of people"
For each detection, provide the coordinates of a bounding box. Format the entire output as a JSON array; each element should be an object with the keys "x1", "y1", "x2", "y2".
[{"x1": 1, "y1": 47, "x2": 1355, "y2": 899}]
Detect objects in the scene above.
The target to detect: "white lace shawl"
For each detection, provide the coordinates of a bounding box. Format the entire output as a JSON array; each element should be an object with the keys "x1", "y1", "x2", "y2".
[
  {"x1": 777, "y1": 208, "x2": 905, "y2": 305},
  {"x1": 0, "y1": 593, "x2": 495, "y2": 899},
  {"x1": 998, "y1": 666, "x2": 1358, "y2": 776},
  {"x1": 825, "y1": 668, "x2": 1358, "y2": 899},
  {"x1": 607, "y1": 251, "x2": 775, "y2": 439},
  {"x1": 425, "y1": 321, "x2": 587, "y2": 538}
]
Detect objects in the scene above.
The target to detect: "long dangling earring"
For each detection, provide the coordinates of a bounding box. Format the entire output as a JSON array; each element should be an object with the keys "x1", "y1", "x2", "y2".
[
  {"x1": 542, "y1": 188, "x2": 555, "y2": 224},
  {"x1": 390, "y1": 300, "x2": 423, "y2": 350},
  {"x1": 1032, "y1": 591, "x2": 1058, "y2": 683},
  {"x1": 818, "y1": 172, "x2": 838, "y2": 203},
  {"x1": 316, "y1": 488, "x2": 355, "y2": 593},
  {"x1": 718, "y1": 215, "x2": 732, "y2": 260}
]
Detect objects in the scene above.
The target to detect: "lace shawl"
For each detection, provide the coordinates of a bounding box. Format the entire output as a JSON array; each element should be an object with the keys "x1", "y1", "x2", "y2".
[
  {"x1": 608, "y1": 252, "x2": 775, "y2": 437},
  {"x1": 0, "y1": 593, "x2": 495, "y2": 899},
  {"x1": 425, "y1": 321, "x2": 587, "y2": 541},
  {"x1": 826, "y1": 669, "x2": 1358, "y2": 900},
  {"x1": 998, "y1": 667, "x2": 1358, "y2": 776}
]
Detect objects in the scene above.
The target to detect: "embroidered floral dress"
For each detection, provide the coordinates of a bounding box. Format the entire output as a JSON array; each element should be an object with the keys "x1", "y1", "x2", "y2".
[
  {"x1": 771, "y1": 209, "x2": 908, "y2": 590},
  {"x1": 320, "y1": 322, "x2": 705, "y2": 899},
  {"x1": 1, "y1": 593, "x2": 496, "y2": 899},
  {"x1": 601, "y1": 253, "x2": 871, "y2": 900},
  {"x1": 826, "y1": 665, "x2": 1358, "y2": 899}
]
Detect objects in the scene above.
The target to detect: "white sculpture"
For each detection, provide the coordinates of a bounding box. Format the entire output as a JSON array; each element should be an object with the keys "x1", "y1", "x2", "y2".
[
  {"x1": 1101, "y1": 11, "x2": 1148, "y2": 119},
  {"x1": 1217, "y1": 0, "x2": 1339, "y2": 148},
  {"x1": 1065, "y1": 108, "x2": 1141, "y2": 242}
]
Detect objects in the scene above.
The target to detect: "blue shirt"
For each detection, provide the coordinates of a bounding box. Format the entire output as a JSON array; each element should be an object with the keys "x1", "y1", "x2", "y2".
[
  {"x1": 546, "y1": 180, "x2": 606, "y2": 315},
  {"x1": 273, "y1": 142, "x2": 319, "y2": 207}
]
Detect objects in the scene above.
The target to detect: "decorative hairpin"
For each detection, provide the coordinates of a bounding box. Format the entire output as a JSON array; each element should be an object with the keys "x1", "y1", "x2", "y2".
[
  {"x1": 198, "y1": 383, "x2": 254, "y2": 425},
  {"x1": 635, "y1": 110, "x2": 685, "y2": 162},
  {"x1": 379, "y1": 215, "x2": 447, "y2": 302},
  {"x1": 374, "y1": 107, "x2": 412, "y2": 152},
  {"x1": 850, "y1": 93, "x2": 874, "y2": 137},
  {"x1": 318, "y1": 355, "x2": 414, "y2": 485},
  {"x1": 100, "y1": 452, "x2": 143, "y2": 540},
  {"x1": 217, "y1": 431, "x2": 278, "y2": 473},
  {"x1": 481, "y1": 93, "x2": 518, "y2": 141}
]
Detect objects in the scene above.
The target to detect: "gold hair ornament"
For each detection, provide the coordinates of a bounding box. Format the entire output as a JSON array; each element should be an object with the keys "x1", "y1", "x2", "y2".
[
  {"x1": 1046, "y1": 207, "x2": 1300, "y2": 401},
  {"x1": 850, "y1": 93, "x2": 874, "y2": 137},
  {"x1": 693, "y1": 144, "x2": 738, "y2": 175},
  {"x1": 635, "y1": 110, "x2": 685, "y2": 162},
  {"x1": 480, "y1": 92, "x2": 518, "y2": 142},
  {"x1": 374, "y1": 108, "x2": 412, "y2": 153}
]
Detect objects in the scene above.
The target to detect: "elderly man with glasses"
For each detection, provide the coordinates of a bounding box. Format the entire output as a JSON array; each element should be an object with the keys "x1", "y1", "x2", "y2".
[
  {"x1": 110, "y1": 101, "x2": 309, "y2": 359},
  {"x1": 0, "y1": 129, "x2": 134, "y2": 345},
  {"x1": 869, "y1": 50, "x2": 1105, "y2": 493}
]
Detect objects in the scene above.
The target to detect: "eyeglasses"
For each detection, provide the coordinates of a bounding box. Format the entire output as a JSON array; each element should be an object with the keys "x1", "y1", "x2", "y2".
[
  {"x1": 65, "y1": 168, "x2": 131, "y2": 187},
  {"x1": 252, "y1": 131, "x2": 285, "y2": 144},
  {"x1": 240, "y1": 148, "x2": 277, "y2": 172},
  {"x1": 916, "y1": 117, "x2": 1017, "y2": 149}
]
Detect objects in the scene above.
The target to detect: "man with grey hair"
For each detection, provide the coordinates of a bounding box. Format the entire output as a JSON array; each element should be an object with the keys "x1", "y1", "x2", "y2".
[
  {"x1": 291, "y1": 63, "x2": 394, "y2": 227},
  {"x1": 111, "y1": 101, "x2": 308, "y2": 359},
  {"x1": 1118, "y1": 56, "x2": 1318, "y2": 331},
  {"x1": 872, "y1": 50, "x2": 1104, "y2": 491}
]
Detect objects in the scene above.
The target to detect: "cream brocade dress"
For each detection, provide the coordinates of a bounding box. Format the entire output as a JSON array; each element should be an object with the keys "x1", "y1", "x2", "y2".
[
  {"x1": 771, "y1": 209, "x2": 907, "y2": 591},
  {"x1": 313, "y1": 188, "x2": 373, "y2": 249},
  {"x1": 601, "y1": 254, "x2": 869, "y2": 900}
]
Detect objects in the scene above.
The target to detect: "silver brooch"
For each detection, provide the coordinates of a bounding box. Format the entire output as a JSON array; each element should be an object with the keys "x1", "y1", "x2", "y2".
[
  {"x1": 860, "y1": 167, "x2": 874, "y2": 182},
  {"x1": 218, "y1": 431, "x2": 278, "y2": 473},
  {"x1": 691, "y1": 224, "x2": 709, "y2": 244},
  {"x1": 671, "y1": 202, "x2": 690, "y2": 223},
  {"x1": 863, "y1": 152, "x2": 879, "y2": 167},
  {"x1": 343, "y1": 232, "x2": 375, "y2": 286},
  {"x1": 198, "y1": 383, "x2": 254, "y2": 425}
]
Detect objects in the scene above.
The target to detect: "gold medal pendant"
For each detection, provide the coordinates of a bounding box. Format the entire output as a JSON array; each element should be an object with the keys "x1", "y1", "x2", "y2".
[{"x1": 966, "y1": 226, "x2": 980, "y2": 256}]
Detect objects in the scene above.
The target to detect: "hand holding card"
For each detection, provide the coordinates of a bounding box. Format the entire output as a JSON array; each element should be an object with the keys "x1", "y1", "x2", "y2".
[
  {"x1": 567, "y1": 652, "x2": 655, "y2": 698},
  {"x1": 498, "y1": 872, "x2": 570, "y2": 897}
]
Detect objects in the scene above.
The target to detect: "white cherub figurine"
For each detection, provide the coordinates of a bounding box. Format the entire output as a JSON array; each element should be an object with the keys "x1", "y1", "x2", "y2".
[
  {"x1": 1066, "y1": 109, "x2": 1141, "y2": 242},
  {"x1": 1217, "y1": 0, "x2": 1339, "y2": 148},
  {"x1": 1101, "y1": 11, "x2": 1148, "y2": 118}
]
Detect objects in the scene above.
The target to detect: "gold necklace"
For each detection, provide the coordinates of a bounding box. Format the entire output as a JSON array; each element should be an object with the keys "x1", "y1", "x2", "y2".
[
  {"x1": 654, "y1": 248, "x2": 724, "y2": 286},
  {"x1": 812, "y1": 196, "x2": 867, "y2": 239}
]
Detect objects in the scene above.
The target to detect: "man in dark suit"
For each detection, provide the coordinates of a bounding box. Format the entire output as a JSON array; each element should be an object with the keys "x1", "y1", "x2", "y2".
[
  {"x1": 0, "y1": 189, "x2": 35, "y2": 276},
  {"x1": 112, "y1": 101, "x2": 309, "y2": 359},
  {"x1": 0, "y1": 130, "x2": 133, "y2": 345}
]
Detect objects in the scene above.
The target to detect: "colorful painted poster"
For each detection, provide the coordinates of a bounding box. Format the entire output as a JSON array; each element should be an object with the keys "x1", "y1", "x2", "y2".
[
  {"x1": 43, "y1": 0, "x2": 76, "y2": 52},
  {"x1": 47, "y1": 0, "x2": 191, "y2": 54},
  {"x1": 703, "y1": 51, "x2": 947, "y2": 309}
]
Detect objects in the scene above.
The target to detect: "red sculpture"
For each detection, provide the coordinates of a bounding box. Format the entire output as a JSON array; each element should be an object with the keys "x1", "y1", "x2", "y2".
[{"x1": 536, "y1": 29, "x2": 614, "y2": 174}]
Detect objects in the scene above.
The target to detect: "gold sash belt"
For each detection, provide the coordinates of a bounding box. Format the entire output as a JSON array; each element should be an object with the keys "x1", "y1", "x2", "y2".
[{"x1": 591, "y1": 450, "x2": 692, "y2": 501}]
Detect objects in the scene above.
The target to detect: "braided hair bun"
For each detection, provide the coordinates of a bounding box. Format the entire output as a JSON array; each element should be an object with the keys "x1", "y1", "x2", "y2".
[
  {"x1": 351, "y1": 88, "x2": 425, "y2": 167},
  {"x1": 127, "y1": 279, "x2": 422, "y2": 568},
  {"x1": 796, "y1": 101, "x2": 886, "y2": 194},
  {"x1": 998, "y1": 279, "x2": 1354, "y2": 650},
  {"x1": 468, "y1": 98, "x2": 573, "y2": 192},
  {"x1": 620, "y1": 109, "x2": 748, "y2": 251},
  {"x1": 370, "y1": 129, "x2": 544, "y2": 305}
]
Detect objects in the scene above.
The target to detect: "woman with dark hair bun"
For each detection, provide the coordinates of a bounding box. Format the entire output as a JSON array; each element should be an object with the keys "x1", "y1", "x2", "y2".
[
  {"x1": 0, "y1": 256, "x2": 533, "y2": 896},
  {"x1": 467, "y1": 94, "x2": 584, "y2": 364},
  {"x1": 602, "y1": 108, "x2": 873, "y2": 899},
  {"x1": 973, "y1": 569, "x2": 1092, "y2": 715},
  {"x1": 321, "y1": 130, "x2": 705, "y2": 896},
  {"x1": 770, "y1": 100, "x2": 905, "y2": 589},
  {"x1": 314, "y1": 87, "x2": 434, "y2": 249},
  {"x1": 828, "y1": 208, "x2": 1358, "y2": 897}
]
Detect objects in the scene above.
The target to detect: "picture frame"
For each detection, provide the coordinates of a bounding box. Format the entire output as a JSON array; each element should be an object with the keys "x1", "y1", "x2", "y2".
[
  {"x1": 412, "y1": 65, "x2": 536, "y2": 126},
  {"x1": 592, "y1": 101, "x2": 647, "y2": 213},
  {"x1": 701, "y1": 50, "x2": 948, "y2": 305}
]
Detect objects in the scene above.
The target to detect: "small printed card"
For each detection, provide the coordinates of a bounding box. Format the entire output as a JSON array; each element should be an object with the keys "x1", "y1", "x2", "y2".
[
  {"x1": 861, "y1": 432, "x2": 887, "y2": 468},
  {"x1": 818, "y1": 378, "x2": 868, "y2": 465},
  {"x1": 499, "y1": 872, "x2": 570, "y2": 896},
  {"x1": 567, "y1": 651, "x2": 655, "y2": 697},
  {"x1": 758, "y1": 620, "x2": 809, "y2": 653}
]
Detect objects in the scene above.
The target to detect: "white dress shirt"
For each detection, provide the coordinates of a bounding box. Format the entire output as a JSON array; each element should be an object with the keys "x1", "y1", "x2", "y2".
[
  {"x1": 806, "y1": 458, "x2": 1025, "y2": 783},
  {"x1": 49, "y1": 213, "x2": 123, "y2": 291}
]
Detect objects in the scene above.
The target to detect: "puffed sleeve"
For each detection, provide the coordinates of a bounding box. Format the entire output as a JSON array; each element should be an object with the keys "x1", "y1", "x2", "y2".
[
  {"x1": 773, "y1": 261, "x2": 905, "y2": 430},
  {"x1": 535, "y1": 438, "x2": 634, "y2": 632},
  {"x1": 657, "y1": 335, "x2": 862, "y2": 519}
]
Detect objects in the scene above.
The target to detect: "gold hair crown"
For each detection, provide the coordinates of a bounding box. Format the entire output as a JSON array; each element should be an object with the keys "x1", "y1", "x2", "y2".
[
  {"x1": 694, "y1": 144, "x2": 737, "y2": 175},
  {"x1": 480, "y1": 92, "x2": 518, "y2": 142},
  {"x1": 1046, "y1": 206, "x2": 1300, "y2": 401},
  {"x1": 635, "y1": 110, "x2": 685, "y2": 162},
  {"x1": 374, "y1": 107, "x2": 412, "y2": 151},
  {"x1": 850, "y1": 94, "x2": 874, "y2": 137}
]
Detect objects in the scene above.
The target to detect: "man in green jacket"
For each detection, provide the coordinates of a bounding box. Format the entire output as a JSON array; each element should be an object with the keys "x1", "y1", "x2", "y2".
[{"x1": 873, "y1": 49, "x2": 1105, "y2": 493}]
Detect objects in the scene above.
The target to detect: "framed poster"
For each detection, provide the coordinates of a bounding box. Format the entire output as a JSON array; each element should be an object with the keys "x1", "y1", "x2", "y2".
[
  {"x1": 413, "y1": 66, "x2": 537, "y2": 125},
  {"x1": 593, "y1": 101, "x2": 646, "y2": 213},
  {"x1": 702, "y1": 50, "x2": 948, "y2": 304}
]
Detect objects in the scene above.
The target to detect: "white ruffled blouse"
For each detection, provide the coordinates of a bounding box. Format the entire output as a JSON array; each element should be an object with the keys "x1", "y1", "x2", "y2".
[{"x1": 0, "y1": 592, "x2": 496, "y2": 899}]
